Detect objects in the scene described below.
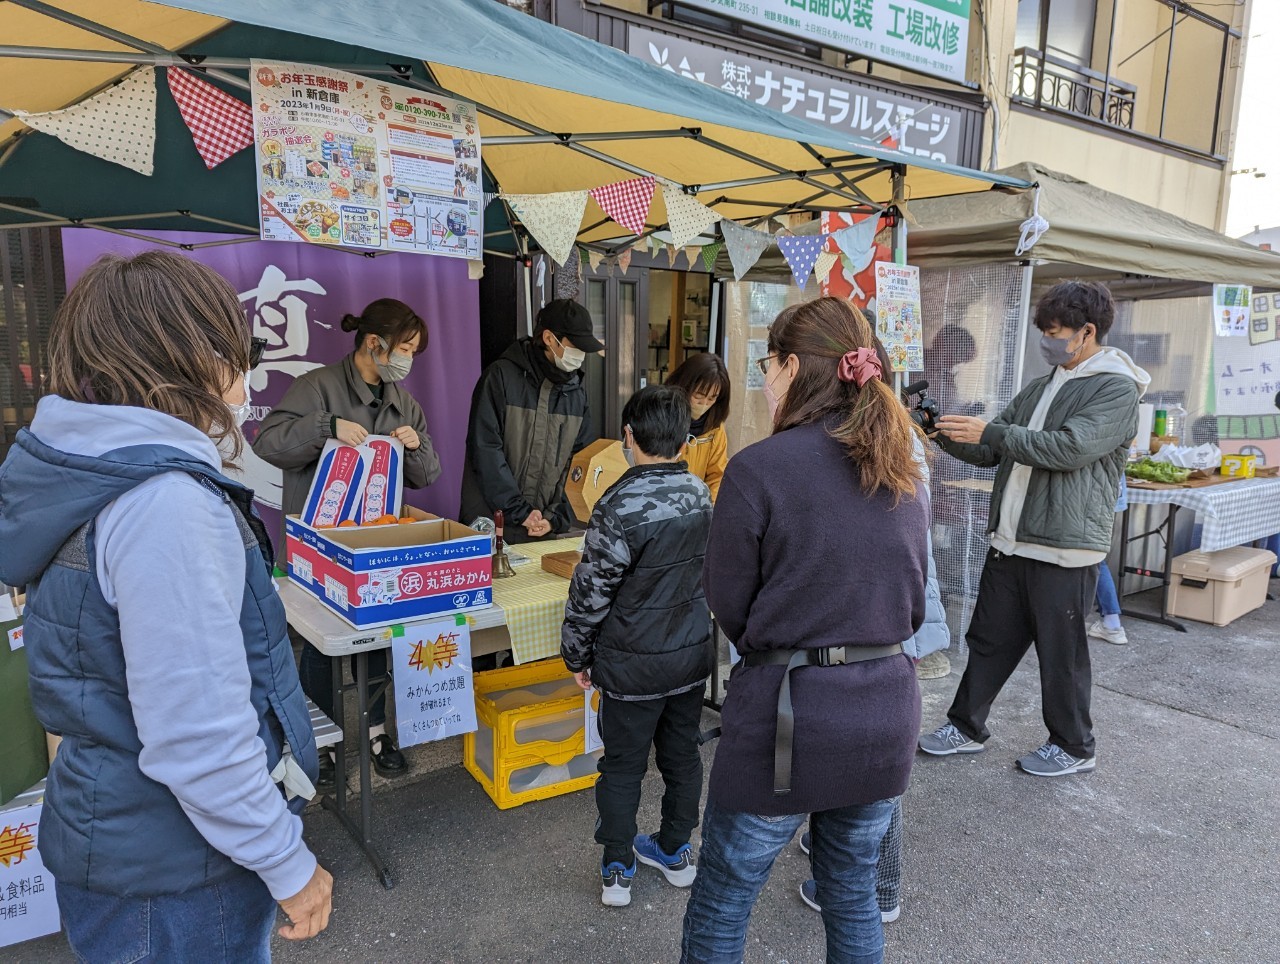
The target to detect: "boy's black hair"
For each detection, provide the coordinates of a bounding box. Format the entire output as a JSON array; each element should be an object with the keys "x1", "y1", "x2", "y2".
[
  {"x1": 622, "y1": 385, "x2": 691, "y2": 460},
  {"x1": 1033, "y1": 280, "x2": 1115, "y2": 338}
]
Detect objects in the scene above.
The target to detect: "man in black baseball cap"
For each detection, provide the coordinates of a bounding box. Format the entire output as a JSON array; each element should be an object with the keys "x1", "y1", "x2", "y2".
[
  {"x1": 460, "y1": 299, "x2": 605, "y2": 543},
  {"x1": 539, "y1": 299, "x2": 607, "y2": 356}
]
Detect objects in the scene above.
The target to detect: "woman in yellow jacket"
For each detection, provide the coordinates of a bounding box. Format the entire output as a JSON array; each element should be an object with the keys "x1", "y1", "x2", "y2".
[{"x1": 667, "y1": 353, "x2": 731, "y2": 500}]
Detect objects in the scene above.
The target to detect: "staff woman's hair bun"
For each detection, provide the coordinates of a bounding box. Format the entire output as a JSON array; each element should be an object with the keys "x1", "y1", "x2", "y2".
[{"x1": 339, "y1": 313, "x2": 362, "y2": 333}]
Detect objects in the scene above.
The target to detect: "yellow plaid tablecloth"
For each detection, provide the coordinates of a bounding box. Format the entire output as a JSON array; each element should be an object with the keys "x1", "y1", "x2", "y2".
[{"x1": 491, "y1": 539, "x2": 579, "y2": 664}]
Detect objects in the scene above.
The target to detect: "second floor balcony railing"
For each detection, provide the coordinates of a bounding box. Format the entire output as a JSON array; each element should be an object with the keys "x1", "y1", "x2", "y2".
[{"x1": 1011, "y1": 47, "x2": 1137, "y2": 131}]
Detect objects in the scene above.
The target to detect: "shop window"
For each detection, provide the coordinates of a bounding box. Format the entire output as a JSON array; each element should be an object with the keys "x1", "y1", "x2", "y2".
[{"x1": 1012, "y1": 0, "x2": 1237, "y2": 159}]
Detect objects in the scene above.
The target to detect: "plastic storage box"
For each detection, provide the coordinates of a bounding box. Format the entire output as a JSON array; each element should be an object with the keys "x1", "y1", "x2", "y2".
[
  {"x1": 1169, "y1": 547, "x2": 1276, "y2": 627},
  {"x1": 463, "y1": 660, "x2": 602, "y2": 809}
]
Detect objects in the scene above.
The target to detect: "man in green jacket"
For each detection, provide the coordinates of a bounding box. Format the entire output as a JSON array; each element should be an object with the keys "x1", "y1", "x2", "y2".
[{"x1": 919, "y1": 281, "x2": 1149, "y2": 777}]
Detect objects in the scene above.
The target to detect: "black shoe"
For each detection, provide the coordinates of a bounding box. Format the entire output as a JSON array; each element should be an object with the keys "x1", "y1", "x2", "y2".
[
  {"x1": 315, "y1": 754, "x2": 336, "y2": 793},
  {"x1": 371, "y1": 734, "x2": 408, "y2": 778}
]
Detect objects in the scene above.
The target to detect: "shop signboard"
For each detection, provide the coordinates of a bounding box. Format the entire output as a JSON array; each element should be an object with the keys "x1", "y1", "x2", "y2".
[
  {"x1": 250, "y1": 60, "x2": 482, "y2": 258},
  {"x1": 391, "y1": 616, "x2": 478, "y2": 747},
  {"x1": 630, "y1": 25, "x2": 965, "y2": 163},
  {"x1": 656, "y1": 0, "x2": 970, "y2": 86}
]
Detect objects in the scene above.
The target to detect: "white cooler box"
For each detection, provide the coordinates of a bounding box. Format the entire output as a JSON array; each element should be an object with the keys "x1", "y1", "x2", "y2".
[{"x1": 1169, "y1": 547, "x2": 1276, "y2": 627}]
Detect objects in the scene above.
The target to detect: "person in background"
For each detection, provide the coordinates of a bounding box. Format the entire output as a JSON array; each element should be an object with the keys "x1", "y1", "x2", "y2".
[
  {"x1": 561, "y1": 385, "x2": 714, "y2": 908},
  {"x1": 459, "y1": 299, "x2": 603, "y2": 542},
  {"x1": 1088, "y1": 476, "x2": 1130, "y2": 646},
  {"x1": 920, "y1": 280, "x2": 1148, "y2": 777},
  {"x1": 0, "y1": 251, "x2": 331, "y2": 961},
  {"x1": 795, "y1": 340, "x2": 950, "y2": 926},
  {"x1": 665, "y1": 352, "x2": 732, "y2": 500},
  {"x1": 681, "y1": 298, "x2": 929, "y2": 964},
  {"x1": 924, "y1": 324, "x2": 981, "y2": 417},
  {"x1": 255, "y1": 299, "x2": 442, "y2": 784}
]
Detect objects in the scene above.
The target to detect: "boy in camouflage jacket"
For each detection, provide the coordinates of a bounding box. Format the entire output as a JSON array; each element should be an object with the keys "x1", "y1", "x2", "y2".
[{"x1": 561, "y1": 385, "x2": 714, "y2": 908}]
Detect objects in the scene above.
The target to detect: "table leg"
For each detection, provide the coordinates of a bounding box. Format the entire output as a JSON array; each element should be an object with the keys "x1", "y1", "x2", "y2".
[
  {"x1": 329, "y1": 651, "x2": 346, "y2": 814},
  {"x1": 1119, "y1": 504, "x2": 1188, "y2": 633},
  {"x1": 316, "y1": 649, "x2": 394, "y2": 890}
]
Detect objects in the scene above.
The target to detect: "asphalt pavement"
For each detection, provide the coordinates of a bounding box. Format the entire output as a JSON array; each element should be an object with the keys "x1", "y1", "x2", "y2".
[{"x1": 19, "y1": 591, "x2": 1280, "y2": 963}]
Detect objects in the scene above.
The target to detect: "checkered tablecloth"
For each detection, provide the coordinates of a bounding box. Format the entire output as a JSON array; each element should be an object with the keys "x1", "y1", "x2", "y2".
[
  {"x1": 1126, "y1": 476, "x2": 1280, "y2": 552},
  {"x1": 490, "y1": 539, "x2": 579, "y2": 665}
]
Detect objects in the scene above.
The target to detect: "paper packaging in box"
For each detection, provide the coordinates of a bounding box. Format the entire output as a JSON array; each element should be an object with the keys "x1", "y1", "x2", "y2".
[
  {"x1": 355, "y1": 436, "x2": 404, "y2": 522},
  {"x1": 299, "y1": 436, "x2": 405, "y2": 528},
  {"x1": 301, "y1": 440, "x2": 372, "y2": 528},
  {"x1": 286, "y1": 507, "x2": 493, "y2": 628}
]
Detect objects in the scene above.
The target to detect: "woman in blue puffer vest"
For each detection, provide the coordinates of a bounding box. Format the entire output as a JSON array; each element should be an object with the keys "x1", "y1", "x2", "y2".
[{"x1": 0, "y1": 251, "x2": 331, "y2": 961}]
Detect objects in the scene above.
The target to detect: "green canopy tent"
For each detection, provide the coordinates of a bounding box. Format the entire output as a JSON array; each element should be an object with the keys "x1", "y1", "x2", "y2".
[{"x1": 0, "y1": 0, "x2": 1030, "y2": 258}]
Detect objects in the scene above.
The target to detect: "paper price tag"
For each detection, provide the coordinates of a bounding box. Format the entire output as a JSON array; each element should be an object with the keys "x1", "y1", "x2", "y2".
[{"x1": 7, "y1": 625, "x2": 23, "y2": 652}]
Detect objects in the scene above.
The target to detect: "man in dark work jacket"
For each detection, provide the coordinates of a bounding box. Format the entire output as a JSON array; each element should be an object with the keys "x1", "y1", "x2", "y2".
[{"x1": 458, "y1": 300, "x2": 602, "y2": 542}]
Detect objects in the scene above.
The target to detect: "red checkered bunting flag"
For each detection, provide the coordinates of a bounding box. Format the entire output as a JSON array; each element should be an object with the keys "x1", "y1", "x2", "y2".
[
  {"x1": 166, "y1": 67, "x2": 254, "y2": 170},
  {"x1": 589, "y1": 177, "x2": 656, "y2": 236}
]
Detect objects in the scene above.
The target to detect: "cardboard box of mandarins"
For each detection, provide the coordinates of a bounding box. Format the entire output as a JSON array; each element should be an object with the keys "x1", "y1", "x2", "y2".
[{"x1": 286, "y1": 507, "x2": 493, "y2": 629}]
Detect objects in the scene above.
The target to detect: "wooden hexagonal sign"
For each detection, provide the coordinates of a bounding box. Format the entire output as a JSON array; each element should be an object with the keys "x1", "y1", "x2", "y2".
[{"x1": 566, "y1": 438, "x2": 629, "y2": 522}]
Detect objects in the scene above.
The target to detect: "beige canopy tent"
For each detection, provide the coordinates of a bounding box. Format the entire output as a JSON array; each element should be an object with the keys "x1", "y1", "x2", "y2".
[
  {"x1": 728, "y1": 162, "x2": 1280, "y2": 297},
  {"x1": 0, "y1": 0, "x2": 1029, "y2": 255}
]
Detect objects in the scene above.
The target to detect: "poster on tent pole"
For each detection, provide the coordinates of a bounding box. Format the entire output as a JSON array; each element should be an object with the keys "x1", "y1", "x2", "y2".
[
  {"x1": 873, "y1": 261, "x2": 923, "y2": 372},
  {"x1": 1212, "y1": 283, "x2": 1251, "y2": 337},
  {"x1": 250, "y1": 60, "x2": 482, "y2": 259}
]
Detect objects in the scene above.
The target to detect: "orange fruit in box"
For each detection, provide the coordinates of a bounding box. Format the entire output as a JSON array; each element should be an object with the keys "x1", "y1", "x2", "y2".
[
  {"x1": 367, "y1": 514, "x2": 400, "y2": 526},
  {"x1": 337, "y1": 520, "x2": 357, "y2": 528}
]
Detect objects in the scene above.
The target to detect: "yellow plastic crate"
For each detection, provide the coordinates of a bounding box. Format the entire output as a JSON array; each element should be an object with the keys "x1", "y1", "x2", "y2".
[{"x1": 462, "y1": 659, "x2": 602, "y2": 809}]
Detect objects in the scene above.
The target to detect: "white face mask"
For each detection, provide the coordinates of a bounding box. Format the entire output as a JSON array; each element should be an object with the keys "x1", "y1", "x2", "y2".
[
  {"x1": 622, "y1": 425, "x2": 636, "y2": 467},
  {"x1": 373, "y1": 337, "x2": 413, "y2": 383},
  {"x1": 229, "y1": 371, "x2": 252, "y2": 427},
  {"x1": 552, "y1": 336, "x2": 586, "y2": 373}
]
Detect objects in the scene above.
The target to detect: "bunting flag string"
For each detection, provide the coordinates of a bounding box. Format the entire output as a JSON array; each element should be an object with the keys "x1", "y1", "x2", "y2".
[
  {"x1": 831, "y1": 218, "x2": 879, "y2": 264},
  {"x1": 166, "y1": 67, "x2": 253, "y2": 170},
  {"x1": 10, "y1": 68, "x2": 157, "y2": 176},
  {"x1": 700, "y1": 241, "x2": 724, "y2": 273},
  {"x1": 684, "y1": 245, "x2": 702, "y2": 270},
  {"x1": 813, "y1": 249, "x2": 839, "y2": 286},
  {"x1": 777, "y1": 233, "x2": 829, "y2": 289},
  {"x1": 666, "y1": 243, "x2": 680, "y2": 268},
  {"x1": 587, "y1": 249, "x2": 606, "y2": 272},
  {"x1": 720, "y1": 219, "x2": 773, "y2": 281},
  {"x1": 589, "y1": 176, "x2": 656, "y2": 236},
  {"x1": 502, "y1": 190, "x2": 589, "y2": 268},
  {"x1": 483, "y1": 191, "x2": 499, "y2": 210},
  {"x1": 618, "y1": 247, "x2": 634, "y2": 274},
  {"x1": 661, "y1": 183, "x2": 721, "y2": 248}
]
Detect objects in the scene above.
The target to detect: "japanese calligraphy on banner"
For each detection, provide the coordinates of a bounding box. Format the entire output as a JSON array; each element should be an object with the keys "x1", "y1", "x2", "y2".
[
  {"x1": 0, "y1": 802, "x2": 60, "y2": 948},
  {"x1": 1212, "y1": 284, "x2": 1251, "y2": 337},
  {"x1": 630, "y1": 26, "x2": 965, "y2": 164},
  {"x1": 250, "y1": 60, "x2": 482, "y2": 258},
  {"x1": 661, "y1": 0, "x2": 970, "y2": 86},
  {"x1": 391, "y1": 617, "x2": 478, "y2": 747},
  {"x1": 874, "y1": 262, "x2": 924, "y2": 371}
]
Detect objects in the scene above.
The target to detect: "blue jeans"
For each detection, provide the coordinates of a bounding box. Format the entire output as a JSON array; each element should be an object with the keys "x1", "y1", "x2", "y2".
[
  {"x1": 681, "y1": 796, "x2": 896, "y2": 964},
  {"x1": 1095, "y1": 560, "x2": 1121, "y2": 617},
  {"x1": 57, "y1": 870, "x2": 274, "y2": 963}
]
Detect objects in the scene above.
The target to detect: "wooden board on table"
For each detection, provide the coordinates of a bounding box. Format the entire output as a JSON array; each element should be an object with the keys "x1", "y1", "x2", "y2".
[
  {"x1": 541, "y1": 550, "x2": 582, "y2": 579},
  {"x1": 1126, "y1": 471, "x2": 1246, "y2": 491}
]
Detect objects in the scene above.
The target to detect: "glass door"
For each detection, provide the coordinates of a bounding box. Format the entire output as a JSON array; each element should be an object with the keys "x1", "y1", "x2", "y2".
[{"x1": 578, "y1": 272, "x2": 648, "y2": 443}]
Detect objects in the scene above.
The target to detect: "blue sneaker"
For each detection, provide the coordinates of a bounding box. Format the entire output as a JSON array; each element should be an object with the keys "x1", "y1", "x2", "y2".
[
  {"x1": 601, "y1": 859, "x2": 635, "y2": 907},
  {"x1": 633, "y1": 833, "x2": 697, "y2": 888}
]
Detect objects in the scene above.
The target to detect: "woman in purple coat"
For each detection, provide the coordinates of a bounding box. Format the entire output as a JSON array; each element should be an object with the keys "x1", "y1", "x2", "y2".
[{"x1": 681, "y1": 298, "x2": 929, "y2": 964}]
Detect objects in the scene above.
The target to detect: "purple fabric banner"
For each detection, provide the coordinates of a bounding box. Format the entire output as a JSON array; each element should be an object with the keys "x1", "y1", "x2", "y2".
[{"x1": 61, "y1": 229, "x2": 481, "y2": 546}]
